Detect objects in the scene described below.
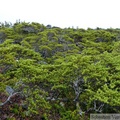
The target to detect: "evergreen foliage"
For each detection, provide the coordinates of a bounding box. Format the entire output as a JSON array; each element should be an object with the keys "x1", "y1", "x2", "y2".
[{"x1": 0, "y1": 22, "x2": 120, "y2": 119}]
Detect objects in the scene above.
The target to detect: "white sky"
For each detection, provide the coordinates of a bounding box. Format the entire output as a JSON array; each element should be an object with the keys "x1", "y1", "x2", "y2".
[{"x1": 0, "y1": 0, "x2": 120, "y2": 29}]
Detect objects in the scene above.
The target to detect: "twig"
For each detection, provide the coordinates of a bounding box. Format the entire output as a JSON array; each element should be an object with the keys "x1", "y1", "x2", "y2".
[{"x1": 0, "y1": 92, "x2": 21, "y2": 106}]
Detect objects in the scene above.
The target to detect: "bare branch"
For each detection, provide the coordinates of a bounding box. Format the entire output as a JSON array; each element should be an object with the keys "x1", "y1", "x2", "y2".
[
  {"x1": 72, "y1": 77, "x2": 83, "y2": 102},
  {"x1": 0, "y1": 86, "x2": 21, "y2": 106},
  {"x1": 86, "y1": 101, "x2": 104, "y2": 113},
  {"x1": 96, "y1": 103, "x2": 104, "y2": 112},
  {"x1": 0, "y1": 92, "x2": 21, "y2": 106}
]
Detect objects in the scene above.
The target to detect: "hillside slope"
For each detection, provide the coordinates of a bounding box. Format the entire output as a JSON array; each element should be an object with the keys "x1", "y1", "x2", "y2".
[{"x1": 0, "y1": 22, "x2": 120, "y2": 119}]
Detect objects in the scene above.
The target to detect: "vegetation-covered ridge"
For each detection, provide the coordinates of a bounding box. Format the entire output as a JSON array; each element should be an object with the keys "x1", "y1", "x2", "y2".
[{"x1": 0, "y1": 21, "x2": 120, "y2": 120}]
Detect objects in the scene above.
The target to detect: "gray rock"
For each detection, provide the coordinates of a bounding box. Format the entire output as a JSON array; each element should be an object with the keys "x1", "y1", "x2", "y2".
[
  {"x1": 6, "y1": 86, "x2": 14, "y2": 95},
  {"x1": 46, "y1": 24, "x2": 52, "y2": 29}
]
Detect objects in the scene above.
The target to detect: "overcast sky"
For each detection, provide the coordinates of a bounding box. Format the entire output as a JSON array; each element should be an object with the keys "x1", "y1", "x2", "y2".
[{"x1": 0, "y1": 0, "x2": 120, "y2": 29}]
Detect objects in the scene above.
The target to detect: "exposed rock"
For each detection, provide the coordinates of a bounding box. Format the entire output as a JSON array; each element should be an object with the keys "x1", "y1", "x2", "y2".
[{"x1": 46, "y1": 24, "x2": 52, "y2": 29}]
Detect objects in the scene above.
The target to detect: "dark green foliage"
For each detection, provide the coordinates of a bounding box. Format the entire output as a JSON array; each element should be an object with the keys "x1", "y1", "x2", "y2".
[{"x1": 0, "y1": 22, "x2": 120, "y2": 119}]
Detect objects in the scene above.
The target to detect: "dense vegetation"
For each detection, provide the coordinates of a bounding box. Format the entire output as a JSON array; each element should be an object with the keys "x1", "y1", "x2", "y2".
[{"x1": 0, "y1": 21, "x2": 120, "y2": 120}]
